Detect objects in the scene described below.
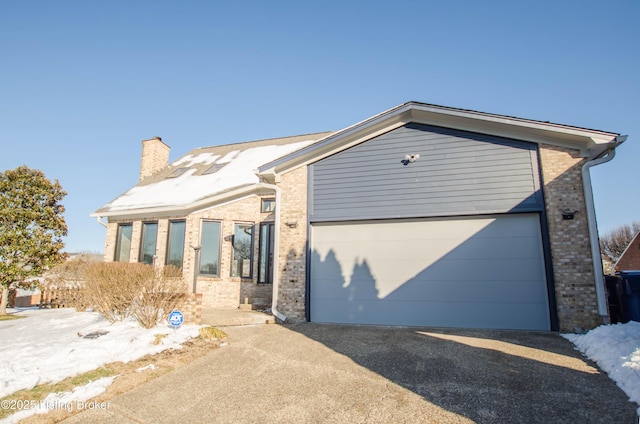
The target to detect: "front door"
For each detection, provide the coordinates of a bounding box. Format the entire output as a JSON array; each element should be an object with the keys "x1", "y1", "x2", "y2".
[{"x1": 258, "y1": 222, "x2": 275, "y2": 284}]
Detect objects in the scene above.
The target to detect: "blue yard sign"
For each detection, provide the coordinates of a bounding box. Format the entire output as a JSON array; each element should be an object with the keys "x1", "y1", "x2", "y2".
[{"x1": 168, "y1": 310, "x2": 184, "y2": 329}]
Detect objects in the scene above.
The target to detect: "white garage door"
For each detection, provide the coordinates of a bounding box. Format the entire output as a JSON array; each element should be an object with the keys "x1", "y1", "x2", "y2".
[{"x1": 310, "y1": 213, "x2": 550, "y2": 330}]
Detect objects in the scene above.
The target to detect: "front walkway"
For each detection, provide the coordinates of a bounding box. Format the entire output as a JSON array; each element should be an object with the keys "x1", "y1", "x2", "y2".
[{"x1": 200, "y1": 307, "x2": 275, "y2": 327}]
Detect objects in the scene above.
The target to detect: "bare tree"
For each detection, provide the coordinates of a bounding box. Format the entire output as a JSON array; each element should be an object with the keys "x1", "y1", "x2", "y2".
[{"x1": 600, "y1": 221, "x2": 640, "y2": 264}]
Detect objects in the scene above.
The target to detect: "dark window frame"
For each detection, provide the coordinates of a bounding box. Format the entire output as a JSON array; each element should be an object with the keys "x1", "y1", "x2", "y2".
[
  {"x1": 199, "y1": 220, "x2": 222, "y2": 277},
  {"x1": 138, "y1": 221, "x2": 158, "y2": 265},
  {"x1": 165, "y1": 220, "x2": 186, "y2": 269},
  {"x1": 114, "y1": 223, "x2": 133, "y2": 262},
  {"x1": 258, "y1": 222, "x2": 275, "y2": 284},
  {"x1": 231, "y1": 222, "x2": 254, "y2": 278},
  {"x1": 261, "y1": 198, "x2": 276, "y2": 213}
]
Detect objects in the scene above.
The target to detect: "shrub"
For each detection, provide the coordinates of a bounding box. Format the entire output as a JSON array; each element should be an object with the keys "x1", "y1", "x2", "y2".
[
  {"x1": 199, "y1": 326, "x2": 227, "y2": 340},
  {"x1": 43, "y1": 253, "x2": 100, "y2": 311},
  {"x1": 83, "y1": 262, "x2": 186, "y2": 328},
  {"x1": 132, "y1": 265, "x2": 187, "y2": 329}
]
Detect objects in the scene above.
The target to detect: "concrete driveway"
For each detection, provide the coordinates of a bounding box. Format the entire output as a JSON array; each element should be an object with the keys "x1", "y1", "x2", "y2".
[{"x1": 65, "y1": 322, "x2": 638, "y2": 423}]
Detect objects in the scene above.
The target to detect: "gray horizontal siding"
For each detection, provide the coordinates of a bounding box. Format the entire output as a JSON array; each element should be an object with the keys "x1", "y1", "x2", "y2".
[{"x1": 309, "y1": 124, "x2": 543, "y2": 221}]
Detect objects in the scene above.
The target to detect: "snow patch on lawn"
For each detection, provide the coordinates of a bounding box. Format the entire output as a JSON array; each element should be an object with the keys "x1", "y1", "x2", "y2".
[
  {"x1": 1, "y1": 377, "x2": 115, "y2": 424},
  {"x1": 564, "y1": 321, "x2": 640, "y2": 414},
  {"x1": 0, "y1": 308, "x2": 199, "y2": 398}
]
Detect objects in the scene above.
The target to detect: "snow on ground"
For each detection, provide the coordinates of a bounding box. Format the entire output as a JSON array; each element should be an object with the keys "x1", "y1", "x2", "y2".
[
  {"x1": 564, "y1": 321, "x2": 640, "y2": 413},
  {"x1": 1, "y1": 377, "x2": 115, "y2": 424},
  {"x1": 0, "y1": 308, "x2": 200, "y2": 399}
]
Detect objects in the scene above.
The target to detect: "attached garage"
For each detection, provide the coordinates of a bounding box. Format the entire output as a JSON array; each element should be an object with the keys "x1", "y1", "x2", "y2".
[
  {"x1": 307, "y1": 123, "x2": 554, "y2": 330},
  {"x1": 310, "y1": 214, "x2": 550, "y2": 330}
]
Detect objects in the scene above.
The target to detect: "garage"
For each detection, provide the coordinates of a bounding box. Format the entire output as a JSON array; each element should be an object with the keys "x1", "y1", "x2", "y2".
[
  {"x1": 306, "y1": 122, "x2": 553, "y2": 330},
  {"x1": 310, "y1": 213, "x2": 551, "y2": 330}
]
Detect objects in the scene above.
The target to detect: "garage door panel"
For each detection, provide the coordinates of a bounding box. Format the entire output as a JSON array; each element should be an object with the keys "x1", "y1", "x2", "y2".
[
  {"x1": 312, "y1": 298, "x2": 549, "y2": 330},
  {"x1": 382, "y1": 280, "x2": 548, "y2": 303},
  {"x1": 310, "y1": 214, "x2": 550, "y2": 330},
  {"x1": 310, "y1": 277, "x2": 546, "y2": 304}
]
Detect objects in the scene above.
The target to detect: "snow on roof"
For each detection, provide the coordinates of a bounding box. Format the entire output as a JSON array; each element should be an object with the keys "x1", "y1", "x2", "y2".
[{"x1": 97, "y1": 138, "x2": 319, "y2": 214}]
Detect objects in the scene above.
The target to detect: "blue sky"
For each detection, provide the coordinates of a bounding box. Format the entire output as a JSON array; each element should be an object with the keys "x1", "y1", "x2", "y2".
[{"x1": 1, "y1": 1, "x2": 638, "y2": 253}]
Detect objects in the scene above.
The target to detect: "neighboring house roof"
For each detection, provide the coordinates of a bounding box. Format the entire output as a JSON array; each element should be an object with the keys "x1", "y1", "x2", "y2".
[
  {"x1": 93, "y1": 132, "x2": 332, "y2": 218},
  {"x1": 615, "y1": 232, "x2": 640, "y2": 272},
  {"x1": 258, "y1": 101, "x2": 625, "y2": 177}
]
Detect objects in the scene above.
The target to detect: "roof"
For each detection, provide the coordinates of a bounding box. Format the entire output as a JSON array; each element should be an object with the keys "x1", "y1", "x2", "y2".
[
  {"x1": 93, "y1": 132, "x2": 332, "y2": 218},
  {"x1": 258, "y1": 101, "x2": 626, "y2": 177},
  {"x1": 94, "y1": 101, "x2": 626, "y2": 219},
  {"x1": 615, "y1": 232, "x2": 640, "y2": 272}
]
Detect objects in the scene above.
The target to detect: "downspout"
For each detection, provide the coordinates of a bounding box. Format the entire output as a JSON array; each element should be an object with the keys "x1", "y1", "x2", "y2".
[
  {"x1": 581, "y1": 142, "x2": 622, "y2": 317},
  {"x1": 257, "y1": 181, "x2": 287, "y2": 323},
  {"x1": 96, "y1": 216, "x2": 108, "y2": 228}
]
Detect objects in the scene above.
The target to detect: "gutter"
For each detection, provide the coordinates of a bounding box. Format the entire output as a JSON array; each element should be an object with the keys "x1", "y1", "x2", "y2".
[
  {"x1": 581, "y1": 136, "x2": 626, "y2": 318},
  {"x1": 256, "y1": 181, "x2": 287, "y2": 323},
  {"x1": 95, "y1": 216, "x2": 108, "y2": 228}
]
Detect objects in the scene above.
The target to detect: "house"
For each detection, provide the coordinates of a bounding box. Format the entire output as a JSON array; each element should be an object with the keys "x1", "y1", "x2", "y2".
[
  {"x1": 92, "y1": 102, "x2": 627, "y2": 332},
  {"x1": 615, "y1": 232, "x2": 640, "y2": 272}
]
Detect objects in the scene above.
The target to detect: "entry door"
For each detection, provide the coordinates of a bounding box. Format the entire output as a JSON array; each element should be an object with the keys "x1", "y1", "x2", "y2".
[{"x1": 258, "y1": 223, "x2": 275, "y2": 284}]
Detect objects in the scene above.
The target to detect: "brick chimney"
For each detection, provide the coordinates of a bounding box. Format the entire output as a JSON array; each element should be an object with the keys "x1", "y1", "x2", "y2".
[{"x1": 140, "y1": 137, "x2": 170, "y2": 181}]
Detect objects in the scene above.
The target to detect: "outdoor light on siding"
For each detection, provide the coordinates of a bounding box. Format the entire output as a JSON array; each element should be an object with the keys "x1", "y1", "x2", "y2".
[
  {"x1": 561, "y1": 209, "x2": 578, "y2": 220},
  {"x1": 402, "y1": 154, "x2": 420, "y2": 165},
  {"x1": 285, "y1": 221, "x2": 298, "y2": 229}
]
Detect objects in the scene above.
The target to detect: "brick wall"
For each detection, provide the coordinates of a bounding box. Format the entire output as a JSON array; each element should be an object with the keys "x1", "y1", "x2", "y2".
[
  {"x1": 104, "y1": 195, "x2": 275, "y2": 309},
  {"x1": 275, "y1": 167, "x2": 309, "y2": 321},
  {"x1": 140, "y1": 138, "x2": 170, "y2": 181},
  {"x1": 539, "y1": 144, "x2": 602, "y2": 332}
]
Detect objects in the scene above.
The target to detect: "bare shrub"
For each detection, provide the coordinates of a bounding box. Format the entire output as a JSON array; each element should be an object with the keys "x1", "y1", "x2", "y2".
[
  {"x1": 83, "y1": 262, "x2": 186, "y2": 328},
  {"x1": 83, "y1": 262, "x2": 145, "y2": 322},
  {"x1": 132, "y1": 265, "x2": 187, "y2": 329},
  {"x1": 43, "y1": 253, "x2": 100, "y2": 311}
]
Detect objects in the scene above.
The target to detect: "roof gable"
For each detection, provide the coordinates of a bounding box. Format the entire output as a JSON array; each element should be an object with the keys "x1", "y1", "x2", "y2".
[
  {"x1": 258, "y1": 101, "x2": 625, "y2": 177},
  {"x1": 615, "y1": 232, "x2": 640, "y2": 272}
]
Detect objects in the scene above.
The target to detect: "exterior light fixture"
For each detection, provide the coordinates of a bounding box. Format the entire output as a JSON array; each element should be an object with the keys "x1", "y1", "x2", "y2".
[
  {"x1": 401, "y1": 154, "x2": 421, "y2": 166},
  {"x1": 561, "y1": 209, "x2": 578, "y2": 220},
  {"x1": 285, "y1": 221, "x2": 298, "y2": 228}
]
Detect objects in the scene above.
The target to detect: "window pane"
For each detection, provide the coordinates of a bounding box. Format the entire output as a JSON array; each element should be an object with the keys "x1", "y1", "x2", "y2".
[
  {"x1": 114, "y1": 224, "x2": 132, "y2": 262},
  {"x1": 258, "y1": 223, "x2": 274, "y2": 284},
  {"x1": 139, "y1": 222, "x2": 158, "y2": 265},
  {"x1": 232, "y1": 223, "x2": 253, "y2": 278},
  {"x1": 200, "y1": 221, "x2": 221, "y2": 276},
  {"x1": 261, "y1": 198, "x2": 276, "y2": 213},
  {"x1": 166, "y1": 221, "x2": 186, "y2": 269}
]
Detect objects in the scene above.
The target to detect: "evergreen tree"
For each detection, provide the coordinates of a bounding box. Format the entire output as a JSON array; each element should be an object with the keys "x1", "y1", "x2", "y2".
[{"x1": 0, "y1": 166, "x2": 68, "y2": 314}]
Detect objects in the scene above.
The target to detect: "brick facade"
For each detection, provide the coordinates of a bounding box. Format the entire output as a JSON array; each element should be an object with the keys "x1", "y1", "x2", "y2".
[
  {"x1": 140, "y1": 138, "x2": 170, "y2": 181},
  {"x1": 275, "y1": 167, "x2": 309, "y2": 320},
  {"x1": 538, "y1": 144, "x2": 602, "y2": 332},
  {"x1": 103, "y1": 195, "x2": 276, "y2": 309},
  {"x1": 104, "y1": 144, "x2": 608, "y2": 330}
]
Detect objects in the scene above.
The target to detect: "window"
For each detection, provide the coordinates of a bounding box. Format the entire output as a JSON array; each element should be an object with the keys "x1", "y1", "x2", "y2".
[
  {"x1": 202, "y1": 163, "x2": 227, "y2": 175},
  {"x1": 200, "y1": 221, "x2": 221, "y2": 276},
  {"x1": 261, "y1": 198, "x2": 276, "y2": 213},
  {"x1": 167, "y1": 167, "x2": 189, "y2": 178},
  {"x1": 139, "y1": 222, "x2": 158, "y2": 265},
  {"x1": 114, "y1": 223, "x2": 133, "y2": 262},
  {"x1": 166, "y1": 220, "x2": 186, "y2": 269},
  {"x1": 258, "y1": 223, "x2": 275, "y2": 284},
  {"x1": 231, "y1": 223, "x2": 254, "y2": 278}
]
